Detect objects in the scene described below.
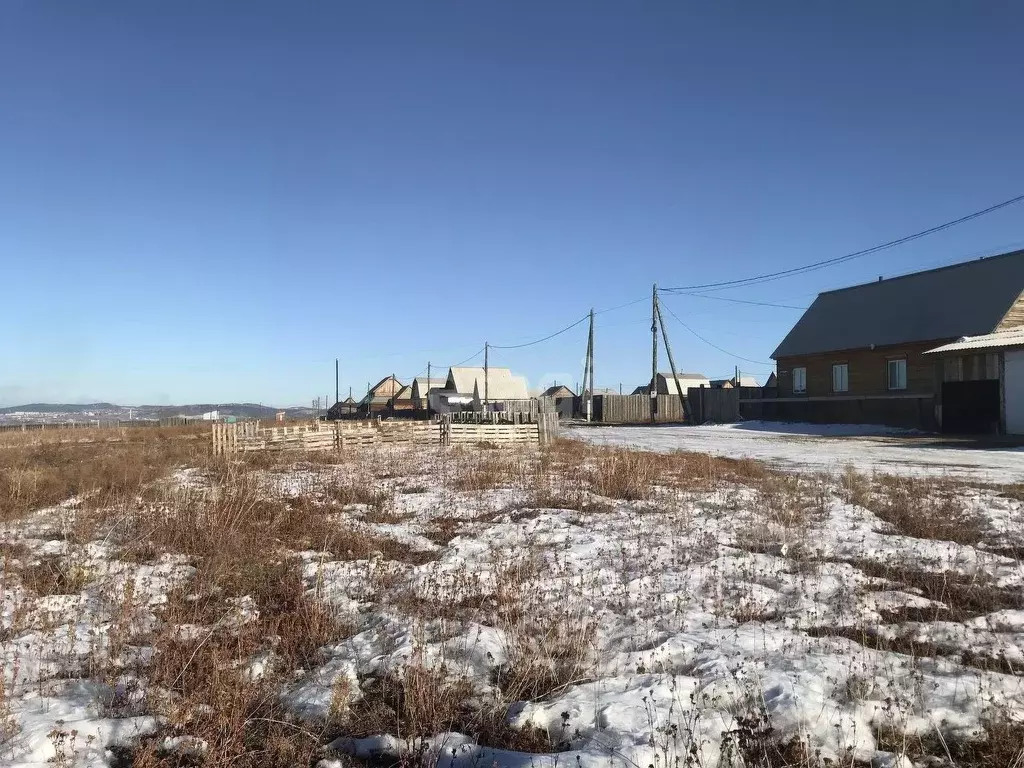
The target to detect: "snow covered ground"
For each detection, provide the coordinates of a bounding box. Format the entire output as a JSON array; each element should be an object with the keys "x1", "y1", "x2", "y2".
[
  {"x1": 568, "y1": 422, "x2": 1024, "y2": 482},
  {"x1": 2, "y1": 441, "x2": 1024, "y2": 766}
]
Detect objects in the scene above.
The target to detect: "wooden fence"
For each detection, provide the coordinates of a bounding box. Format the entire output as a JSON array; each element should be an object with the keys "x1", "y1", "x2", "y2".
[
  {"x1": 591, "y1": 394, "x2": 686, "y2": 423},
  {"x1": 213, "y1": 415, "x2": 557, "y2": 455},
  {"x1": 0, "y1": 419, "x2": 161, "y2": 433}
]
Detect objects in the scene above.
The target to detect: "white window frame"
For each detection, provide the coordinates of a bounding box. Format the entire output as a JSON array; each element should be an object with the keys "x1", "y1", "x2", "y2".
[
  {"x1": 886, "y1": 358, "x2": 907, "y2": 391},
  {"x1": 831, "y1": 363, "x2": 849, "y2": 393},
  {"x1": 792, "y1": 366, "x2": 807, "y2": 394}
]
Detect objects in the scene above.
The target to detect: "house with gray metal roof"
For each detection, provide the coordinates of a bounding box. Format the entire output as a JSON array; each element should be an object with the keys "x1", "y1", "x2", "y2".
[
  {"x1": 770, "y1": 249, "x2": 1024, "y2": 431},
  {"x1": 411, "y1": 377, "x2": 446, "y2": 411}
]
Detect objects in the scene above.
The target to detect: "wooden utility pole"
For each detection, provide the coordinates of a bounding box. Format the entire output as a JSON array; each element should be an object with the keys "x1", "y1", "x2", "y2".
[
  {"x1": 585, "y1": 311, "x2": 593, "y2": 421},
  {"x1": 651, "y1": 283, "x2": 659, "y2": 423},
  {"x1": 426, "y1": 361, "x2": 431, "y2": 417},
  {"x1": 656, "y1": 300, "x2": 688, "y2": 420},
  {"x1": 587, "y1": 308, "x2": 595, "y2": 422},
  {"x1": 484, "y1": 342, "x2": 489, "y2": 409}
]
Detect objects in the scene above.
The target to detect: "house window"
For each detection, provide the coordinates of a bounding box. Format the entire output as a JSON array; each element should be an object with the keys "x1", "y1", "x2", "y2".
[
  {"x1": 792, "y1": 367, "x2": 807, "y2": 394},
  {"x1": 887, "y1": 358, "x2": 907, "y2": 391},
  {"x1": 832, "y1": 363, "x2": 849, "y2": 393}
]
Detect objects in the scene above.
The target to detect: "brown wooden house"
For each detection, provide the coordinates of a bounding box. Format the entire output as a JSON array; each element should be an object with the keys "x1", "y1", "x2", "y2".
[
  {"x1": 770, "y1": 249, "x2": 1024, "y2": 430},
  {"x1": 359, "y1": 375, "x2": 404, "y2": 416}
]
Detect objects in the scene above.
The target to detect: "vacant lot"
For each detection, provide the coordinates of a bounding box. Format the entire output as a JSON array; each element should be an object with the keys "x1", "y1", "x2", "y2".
[{"x1": 2, "y1": 428, "x2": 1023, "y2": 767}]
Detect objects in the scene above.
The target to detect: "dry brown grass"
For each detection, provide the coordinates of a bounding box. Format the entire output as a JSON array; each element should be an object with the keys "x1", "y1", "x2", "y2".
[
  {"x1": 866, "y1": 474, "x2": 988, "y2": 545},
  {"x1": 850, "y1": 559, "x2": 1024, "y2": 621},
  {"x1": 338, "y1": 655, "x2": 553, "y2": 755},
  {"x1": 449, "y1": 449, "x2": 532, "y2": 492},
  {"x1": 112, "y1": 473, "x2": 434, "y2": 567},
  {"x1": 874, "y1": 713, "x2": 1024, "y2": 768},
  {"x1": 0, "y1": 426, "x2": 207, "y2": 523},
  {"x1": 120, "y1": 560, "x2": 349, "y2": 767}
]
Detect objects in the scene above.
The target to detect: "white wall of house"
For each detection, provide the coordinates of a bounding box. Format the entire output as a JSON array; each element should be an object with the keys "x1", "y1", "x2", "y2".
[{"x1": 1005, "y1": 349, "x2": 1024, "y2": 435}]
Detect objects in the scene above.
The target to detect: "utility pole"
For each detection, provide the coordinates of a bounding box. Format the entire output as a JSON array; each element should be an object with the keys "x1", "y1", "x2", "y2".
[
  {"x1": 651, "y1": 283, "x2": 659, "y2": 423},
  {"x1": 656, "y1": 301, "x2": 688, "y2": 421},
  {"x1": 587, "y1": 308, "x2": 595, "y2": 422},
  {"x1": 335, "y1": 359, "x2": 340, "y2": 406},
  {"x1": 483, "y1": 343, "x2": 489, "y2": 410},
  {"x1": 426, "y1": 361, "x2": 431, "y2": 417},
  {"x1": 581, "y1": 315, "x2": 592, "y2": 421}
]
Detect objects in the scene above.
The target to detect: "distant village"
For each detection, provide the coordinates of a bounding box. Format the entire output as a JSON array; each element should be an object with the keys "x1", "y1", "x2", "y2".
[{"x1": 326, "y1": 365, "x2": 762, "y2": 422}]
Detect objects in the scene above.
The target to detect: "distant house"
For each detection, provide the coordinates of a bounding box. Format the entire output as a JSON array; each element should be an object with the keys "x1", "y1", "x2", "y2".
[
  {"x1": 541, "y1": 385, "x2": 575, "y2": 399},
  {"x1": 359, "y1": 376, "x2": 404, "y2": 415},
  {"x1": 428, "y1": 390, "x2": 476, "y2": 414},
  {"x1": 710, "y1": 375, "x2": 760, "y2": 389},
  {"x1": 411, "y1": 377, "x2": 446, "y2": 410},
  {"x1": 326, "y1": 396, "x2": 359, "y2": 420},
  {"x1": 764, "y1": 372, "x2": 778, "y2": 388},
  {"x1": 541, "y1": 384, "x2": 576, "y2": 419},
  {"x1": 637, "y1": 373, "x2": 710, "y2": 396},
  {"x1": 771, "y1": 248, "x2": 1024, "y2": 431},
  {"x1": 442, "y1": 366, "x2": 530, "y2": 412},
  {"x1": 389, "y1": 384, "x2": 416, "y2": 412}
]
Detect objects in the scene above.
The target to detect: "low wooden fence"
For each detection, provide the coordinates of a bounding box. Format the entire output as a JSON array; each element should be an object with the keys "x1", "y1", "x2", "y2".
[
  {"x1": 0, "y1": 419, "x2": 161, "y2": 433},
  {"x1": 213, "y1": 415, "x2": 558, "y2": 455}
]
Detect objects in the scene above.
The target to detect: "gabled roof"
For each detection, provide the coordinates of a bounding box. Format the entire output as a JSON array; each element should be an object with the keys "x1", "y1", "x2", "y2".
[
  {"x1": 772, "y1": 250, "x2": 1024, "y2": 359},
  {"x1": 658, "y1": 372, "x2": 710, "y2": 395},
  {"x1": 366, "y1": 375, "x2": 403, "y2": 397},
  {"x1": 392, "y1": 385, "x2": 413, "y2": 401},
  {"x1": 447, "y1": 367, "x2": 530, "y2": 400},
  {"x1": 411, "y1": 377, "x2": 446, "y2": 397},
  {"x1": 542, "y1": 385, "x2": 576, "y2": 398}
]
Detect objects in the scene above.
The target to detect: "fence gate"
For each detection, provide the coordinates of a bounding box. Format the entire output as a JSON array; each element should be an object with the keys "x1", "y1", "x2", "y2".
[{"x1": 941, "y1": 380, "x2": 1000, "y2": 434}]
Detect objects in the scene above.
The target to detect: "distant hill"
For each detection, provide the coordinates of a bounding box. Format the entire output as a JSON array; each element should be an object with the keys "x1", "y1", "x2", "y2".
[
  {"x1": 0, "y1": 402, "x2": 119, "y2": 414},
  {"x1": 0, "y1": 402, "x2": 318, "y2": 423}
]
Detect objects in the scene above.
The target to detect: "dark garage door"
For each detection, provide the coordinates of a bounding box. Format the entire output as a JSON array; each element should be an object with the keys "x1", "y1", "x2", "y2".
[{"x1": 942, "y1": 380, "x2": 1000, "y2": 434}]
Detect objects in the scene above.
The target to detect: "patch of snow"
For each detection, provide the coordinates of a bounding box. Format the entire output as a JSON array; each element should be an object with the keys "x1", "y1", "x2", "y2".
[{"x1": 569, "y1": 423, "x2": 1024, "y2": 481}]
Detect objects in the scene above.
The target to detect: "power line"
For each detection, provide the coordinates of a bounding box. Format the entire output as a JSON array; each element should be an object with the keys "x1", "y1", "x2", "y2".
[
  {"x1": 595, "y1": 295, "x2": 649, "y2": 315},
  {"x1": 490, "y1": 315, "x2": 589, "y2": 350},
  {"x1": 398, "y1": 346, "x2": 484, "y2": 382},
  {"x1": 660, "y1": 301, "x2": 775, "y2": 366},
  {"x1": 666, "y1": 292, "x2": 807, "y2": 310},
  {"x1": 661, "y1": 192, "x2": 1024, "y2": 292}
]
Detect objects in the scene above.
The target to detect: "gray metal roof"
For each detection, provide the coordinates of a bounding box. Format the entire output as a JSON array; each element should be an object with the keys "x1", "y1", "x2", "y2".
[
  {"x1": 772, "y1": 250, "x2": 1024, "y2": 358},
  {"x1": 924, "y1": 325, "x2": 1024, "y2": 354}
]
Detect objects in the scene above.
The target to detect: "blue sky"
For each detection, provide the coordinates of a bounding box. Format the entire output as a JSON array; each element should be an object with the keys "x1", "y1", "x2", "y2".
[{"x1": 2, "y1": 3, "x2": 1023, "y2": 406}]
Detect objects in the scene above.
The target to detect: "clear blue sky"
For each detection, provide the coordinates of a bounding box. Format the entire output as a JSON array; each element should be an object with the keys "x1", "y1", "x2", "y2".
[{"x1": 2, "y1": 2, "x2": 1023, "y2": 406}]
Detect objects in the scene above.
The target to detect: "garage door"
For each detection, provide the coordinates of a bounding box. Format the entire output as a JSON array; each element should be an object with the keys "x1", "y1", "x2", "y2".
[{"x1": 1006, "y1": 349, "x2": 1024, "y2": 435}]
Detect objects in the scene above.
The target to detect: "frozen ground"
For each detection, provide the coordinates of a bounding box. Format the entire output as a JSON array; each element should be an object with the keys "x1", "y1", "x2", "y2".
[
  {"x1": 568, "y1": 422, "x2": 1024, "y2": 482},
  {"x1": 2, "y1": 442, "x2": 1024, "y2": 767}
]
